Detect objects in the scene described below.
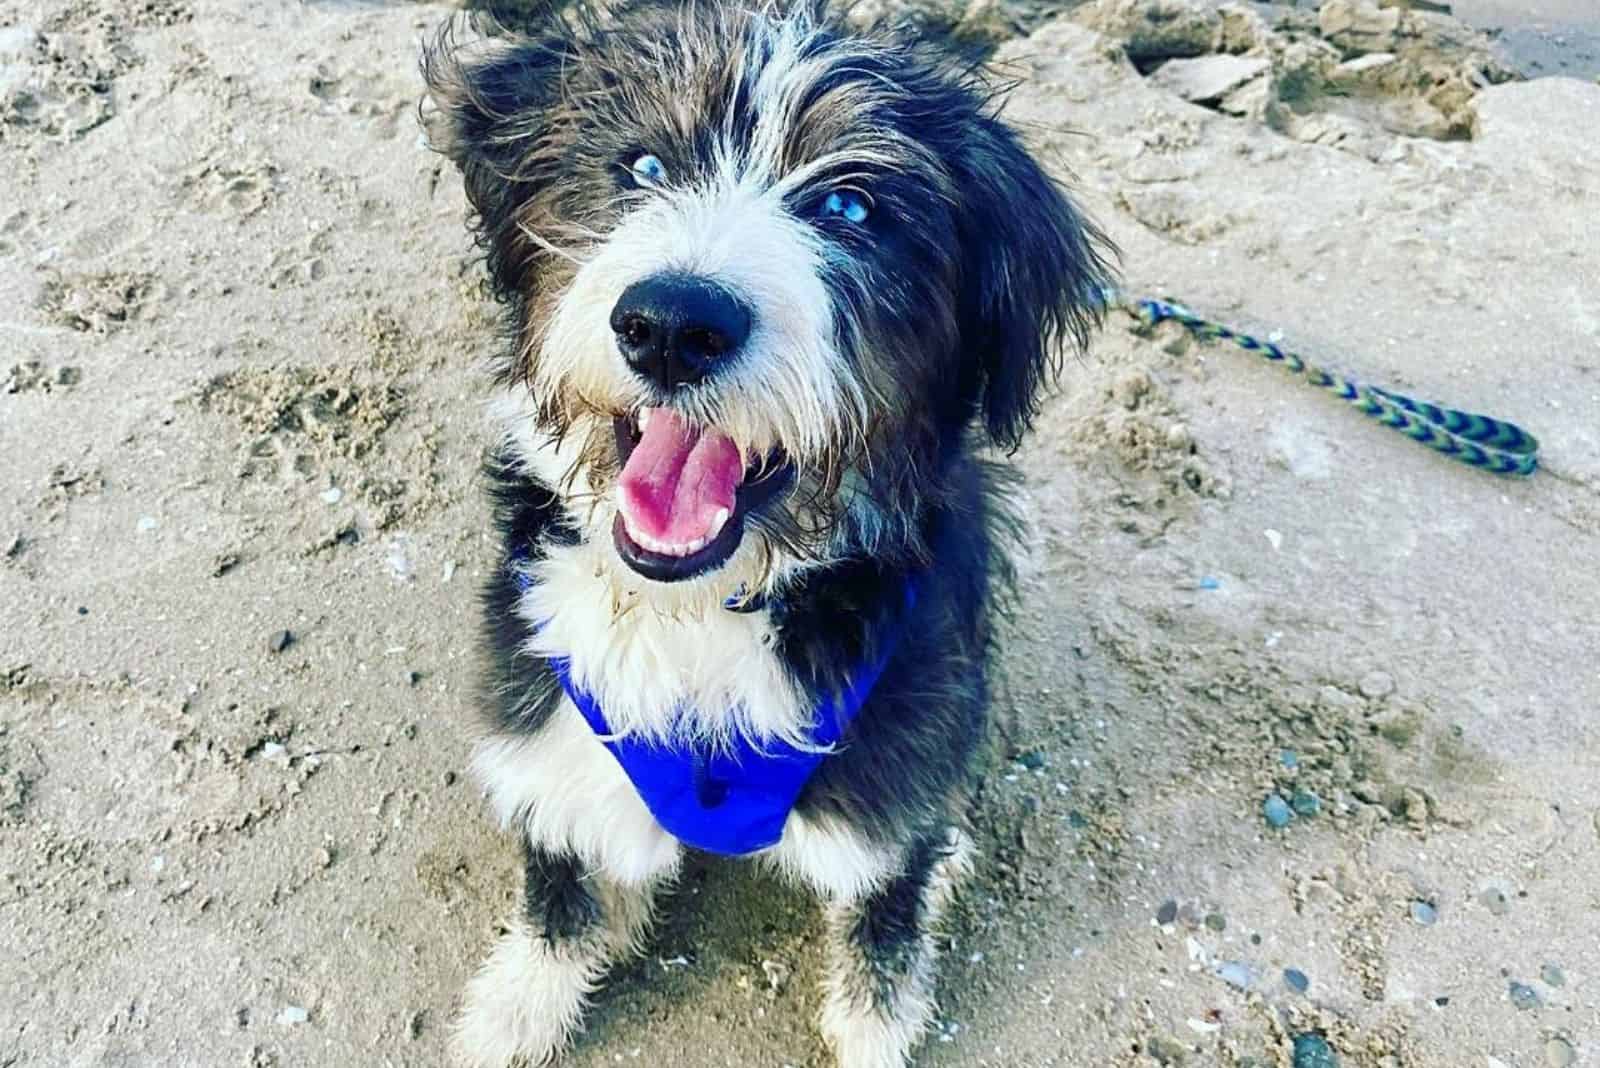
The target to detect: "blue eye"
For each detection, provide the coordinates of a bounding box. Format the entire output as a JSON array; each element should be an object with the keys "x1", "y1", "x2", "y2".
[
  {"x1": 820, "y1": 190, "x2": 871, "y2": 225},
  {"x1": 630, "y1": 153, "x2": 667, "y2": 187}
]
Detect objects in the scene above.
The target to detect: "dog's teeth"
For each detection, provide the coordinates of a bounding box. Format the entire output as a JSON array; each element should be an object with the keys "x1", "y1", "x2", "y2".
[{"x1": 708, "y1": 507, "x2": 730, "y2": 537}]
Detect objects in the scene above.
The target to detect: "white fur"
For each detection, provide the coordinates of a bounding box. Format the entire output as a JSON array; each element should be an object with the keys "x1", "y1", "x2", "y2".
[
  {"x1": 451, "y1": 919, "x2": 601, "y2": 1068},
  {"x1": 764, "y1": 809, "x2": 900, "y2": 902},
  {"x1": 517, "y1": 538, "x2": 814, "y2": 749},
  {"x1": 473, "y1": 704, "x2": 682, "y2": 887},
  {"x1": 820, "y1": 981, "x2": 934, "y2": 1068},
  {"x1": 488, "y1": 388, "x2": 598, "y2": 506}
]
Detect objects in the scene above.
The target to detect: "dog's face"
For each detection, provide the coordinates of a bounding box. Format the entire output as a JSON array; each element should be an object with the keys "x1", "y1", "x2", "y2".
[{"x1": 427, "y1": 1, "x2": 1107, "y2": 593}]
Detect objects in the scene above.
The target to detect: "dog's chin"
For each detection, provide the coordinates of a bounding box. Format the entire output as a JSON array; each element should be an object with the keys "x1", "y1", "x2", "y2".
[{"x1": 610, "y1": 412, "x2": 794, "y2": 584}]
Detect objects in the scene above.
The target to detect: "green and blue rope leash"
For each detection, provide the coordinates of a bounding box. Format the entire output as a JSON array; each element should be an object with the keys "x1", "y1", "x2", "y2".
[{"x1": 1099, "y1": 290, "x2": 1540, "y2": 478}]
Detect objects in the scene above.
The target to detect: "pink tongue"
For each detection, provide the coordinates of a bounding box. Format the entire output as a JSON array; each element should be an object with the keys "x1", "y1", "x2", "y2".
[{"x1": 618, "y1": 409, "x2": 744, "y2": 546}]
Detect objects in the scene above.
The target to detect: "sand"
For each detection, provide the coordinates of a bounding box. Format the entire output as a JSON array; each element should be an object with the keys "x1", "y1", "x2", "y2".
[{"x1": 2, "y1": 1, "x2": 1597, "y2": 1065}]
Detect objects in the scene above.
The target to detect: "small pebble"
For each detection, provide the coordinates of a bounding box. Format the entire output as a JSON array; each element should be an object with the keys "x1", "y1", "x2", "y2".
[
  {"x1": 1015, "y1": 750, "x2": 1046, "y2": 771},
  {"x1": 276, "y1": 1005, "x2": 309, "y2": 1026},
  {"x1": 1214, "y1": 961, "x2": 1253, "y2": 990},
  {"x1": 320, "y1": 487, "x2": 344, "y2": 504},
  {"x1": 442, "y1": 770, "x2": 458, "y2": 786},
  {"x1": 1156, "y1": 899, "x2": 1179, "y2": 926},
  {"x1": 1317, "y1": 685, "x2": 1361, "y2": 711},
  {"x1": 760, "y1": 959, "x2": 791, "y2": 994},
  {"x1": 1291, "y1": 1034, "x2": 1339, "y2": 1068},
  {"x1": 1358, "y1": 671, "x2": 1395, "y2": 699},
  {"x1": 1263, "y1": 528, "x2": 1283, "y2": 551},
  {"x1": 137, "y1": 515, "x2": 158, "y2": 532},
  {"x1": 1508, "y1": 981, "x2": 1542, "y2": 1011},
  {"x1": 1291, "y1": 790, "x2": 1321, "y2": 817},
  {"x1": 1480, "y1": 888, "x2": 1511, "y2": 916},
  {"x1": 1198, "y1": 576, "x2": 1221, "y2": 590},
  {"x1": 1279, "y1": 749, "x2": 1299, "y2": 769},
  {"x1": 1545, "y1": 1037, "x2": 1577, "y2": 1067},
  {"x1": 1540, "y1": 963, "x2": 1566, "y2": 988},
  {"x1": 1263, "y1": 794, "x2": 1294, "y2": 828},
  {"x1": 1204, "y1": 912, "x2": 1227, "y2": 932},
  {"x1": 316, "y1": 847, "x2": 334, "y2": 869},
  {"x1": 268, "y1": 629, "x2": 293, "y2": 654},
  {"x1": 1410, "y1": 900, "x2": 1438, "y2": 926},
  {"x1": 1284, "y1": 968, "x2": 1310, "y2": 994}
]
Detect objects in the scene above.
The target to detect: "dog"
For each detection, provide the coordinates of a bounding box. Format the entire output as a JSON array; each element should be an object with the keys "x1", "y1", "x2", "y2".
[{"x1": 423, "y1": 2, "x2": 1109, "y2": 1064}]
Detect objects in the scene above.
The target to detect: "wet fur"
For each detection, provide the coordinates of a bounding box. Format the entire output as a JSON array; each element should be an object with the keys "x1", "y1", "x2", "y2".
[{"x1": 425, "y1": 2, "x2": 1110, "y2": 1065}]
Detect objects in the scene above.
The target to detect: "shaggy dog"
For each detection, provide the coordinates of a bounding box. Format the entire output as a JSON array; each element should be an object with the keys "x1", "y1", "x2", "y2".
[{"x1": 423, "y1": 2, "x2": 1109, "y2": 1063}]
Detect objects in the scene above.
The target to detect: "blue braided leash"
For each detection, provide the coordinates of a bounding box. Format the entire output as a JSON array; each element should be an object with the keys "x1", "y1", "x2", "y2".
[{"x1": 1101, "y1": 290, "x2": 1540, "y2": 478}]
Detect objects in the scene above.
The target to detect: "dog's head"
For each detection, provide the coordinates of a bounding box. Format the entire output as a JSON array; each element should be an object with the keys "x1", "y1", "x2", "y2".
[{"x1": 426, "y1": 0, "x2": 1109, "y2": 594}]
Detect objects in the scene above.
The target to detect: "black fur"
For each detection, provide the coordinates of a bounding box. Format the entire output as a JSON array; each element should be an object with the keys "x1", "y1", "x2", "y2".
[
  {"x1": 954, "y1": 115, "x2": 1110, "y2": 451},
  {"x1": 524, "y1": 842, "x2": 600, "y2": 942},
  {"x1": 845, "y1": 832, "x2": 945, "y2": 1002},
  {"x1": 478, "y1": 449, "x2": 570, "y2": 736},
  {"x1": 780, "y1": 450, "x2": 1000, "y2": 845}
]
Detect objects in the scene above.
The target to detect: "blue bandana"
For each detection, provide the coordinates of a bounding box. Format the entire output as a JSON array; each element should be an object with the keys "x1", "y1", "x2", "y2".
[{"x1": 511, "y1": 559, "x2": 913, "y2": 856}]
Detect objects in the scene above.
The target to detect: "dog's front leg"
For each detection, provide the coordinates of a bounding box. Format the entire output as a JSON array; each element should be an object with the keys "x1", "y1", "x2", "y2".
[
  {"x1": 452, "y1": 840, "x2": 655, "y2": 1068},
  {"x1": 818, "y1": 827, "x2": 974, "y2": 1068}
]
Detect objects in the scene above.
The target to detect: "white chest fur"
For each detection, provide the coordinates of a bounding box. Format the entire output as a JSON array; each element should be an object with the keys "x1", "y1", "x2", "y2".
[{"x1": 514, "y1": 537, "x2": 813, "y2": 750}]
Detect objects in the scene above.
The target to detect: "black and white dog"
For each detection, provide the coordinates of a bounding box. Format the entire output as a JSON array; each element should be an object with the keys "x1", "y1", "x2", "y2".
[{"x1": 424, "y1": 2, "x2": 1108, "y2": 1064}]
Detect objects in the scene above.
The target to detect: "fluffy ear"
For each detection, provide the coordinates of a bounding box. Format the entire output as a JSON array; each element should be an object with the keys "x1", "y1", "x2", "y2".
[
  {"x1": 421, "y1": 17, "x2": 574, "y2": 293},
  {"x1": 954, "y1": 116, "x2": 1113, "y2": 451}
]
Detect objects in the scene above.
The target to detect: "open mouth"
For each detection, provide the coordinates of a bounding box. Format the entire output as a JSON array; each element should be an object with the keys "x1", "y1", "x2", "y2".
[{"x1": 611, "y1": 407, "x2": 793, "y2": 582}]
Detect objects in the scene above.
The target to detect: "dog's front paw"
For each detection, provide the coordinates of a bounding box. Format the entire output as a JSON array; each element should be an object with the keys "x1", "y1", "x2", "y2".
[
  {"x1": 451, "y1": 921, "x2": 601, "y2": 1068},
  {"x1": 819, "y1": 987, "x2": 934, "y2": 1068}
]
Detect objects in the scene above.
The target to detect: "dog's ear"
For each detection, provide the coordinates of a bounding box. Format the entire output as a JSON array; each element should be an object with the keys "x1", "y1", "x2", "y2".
[
  {"x1": 953, "y1": 115, "x2": 1112, "y2": 451},
  {"x1": 421, "y1": 18, "x2": 574, "y2": 290}
]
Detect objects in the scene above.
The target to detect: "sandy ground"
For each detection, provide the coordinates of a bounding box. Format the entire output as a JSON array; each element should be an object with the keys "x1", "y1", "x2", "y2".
[{"x1": 3, "y1": 1, "x2": 1599, "y2": 1066}]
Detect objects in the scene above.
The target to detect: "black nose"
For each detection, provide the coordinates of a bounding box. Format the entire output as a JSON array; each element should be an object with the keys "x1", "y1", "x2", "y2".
[{"x1": 610, "y1": 274, "x2": 752, "y2": 390}]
